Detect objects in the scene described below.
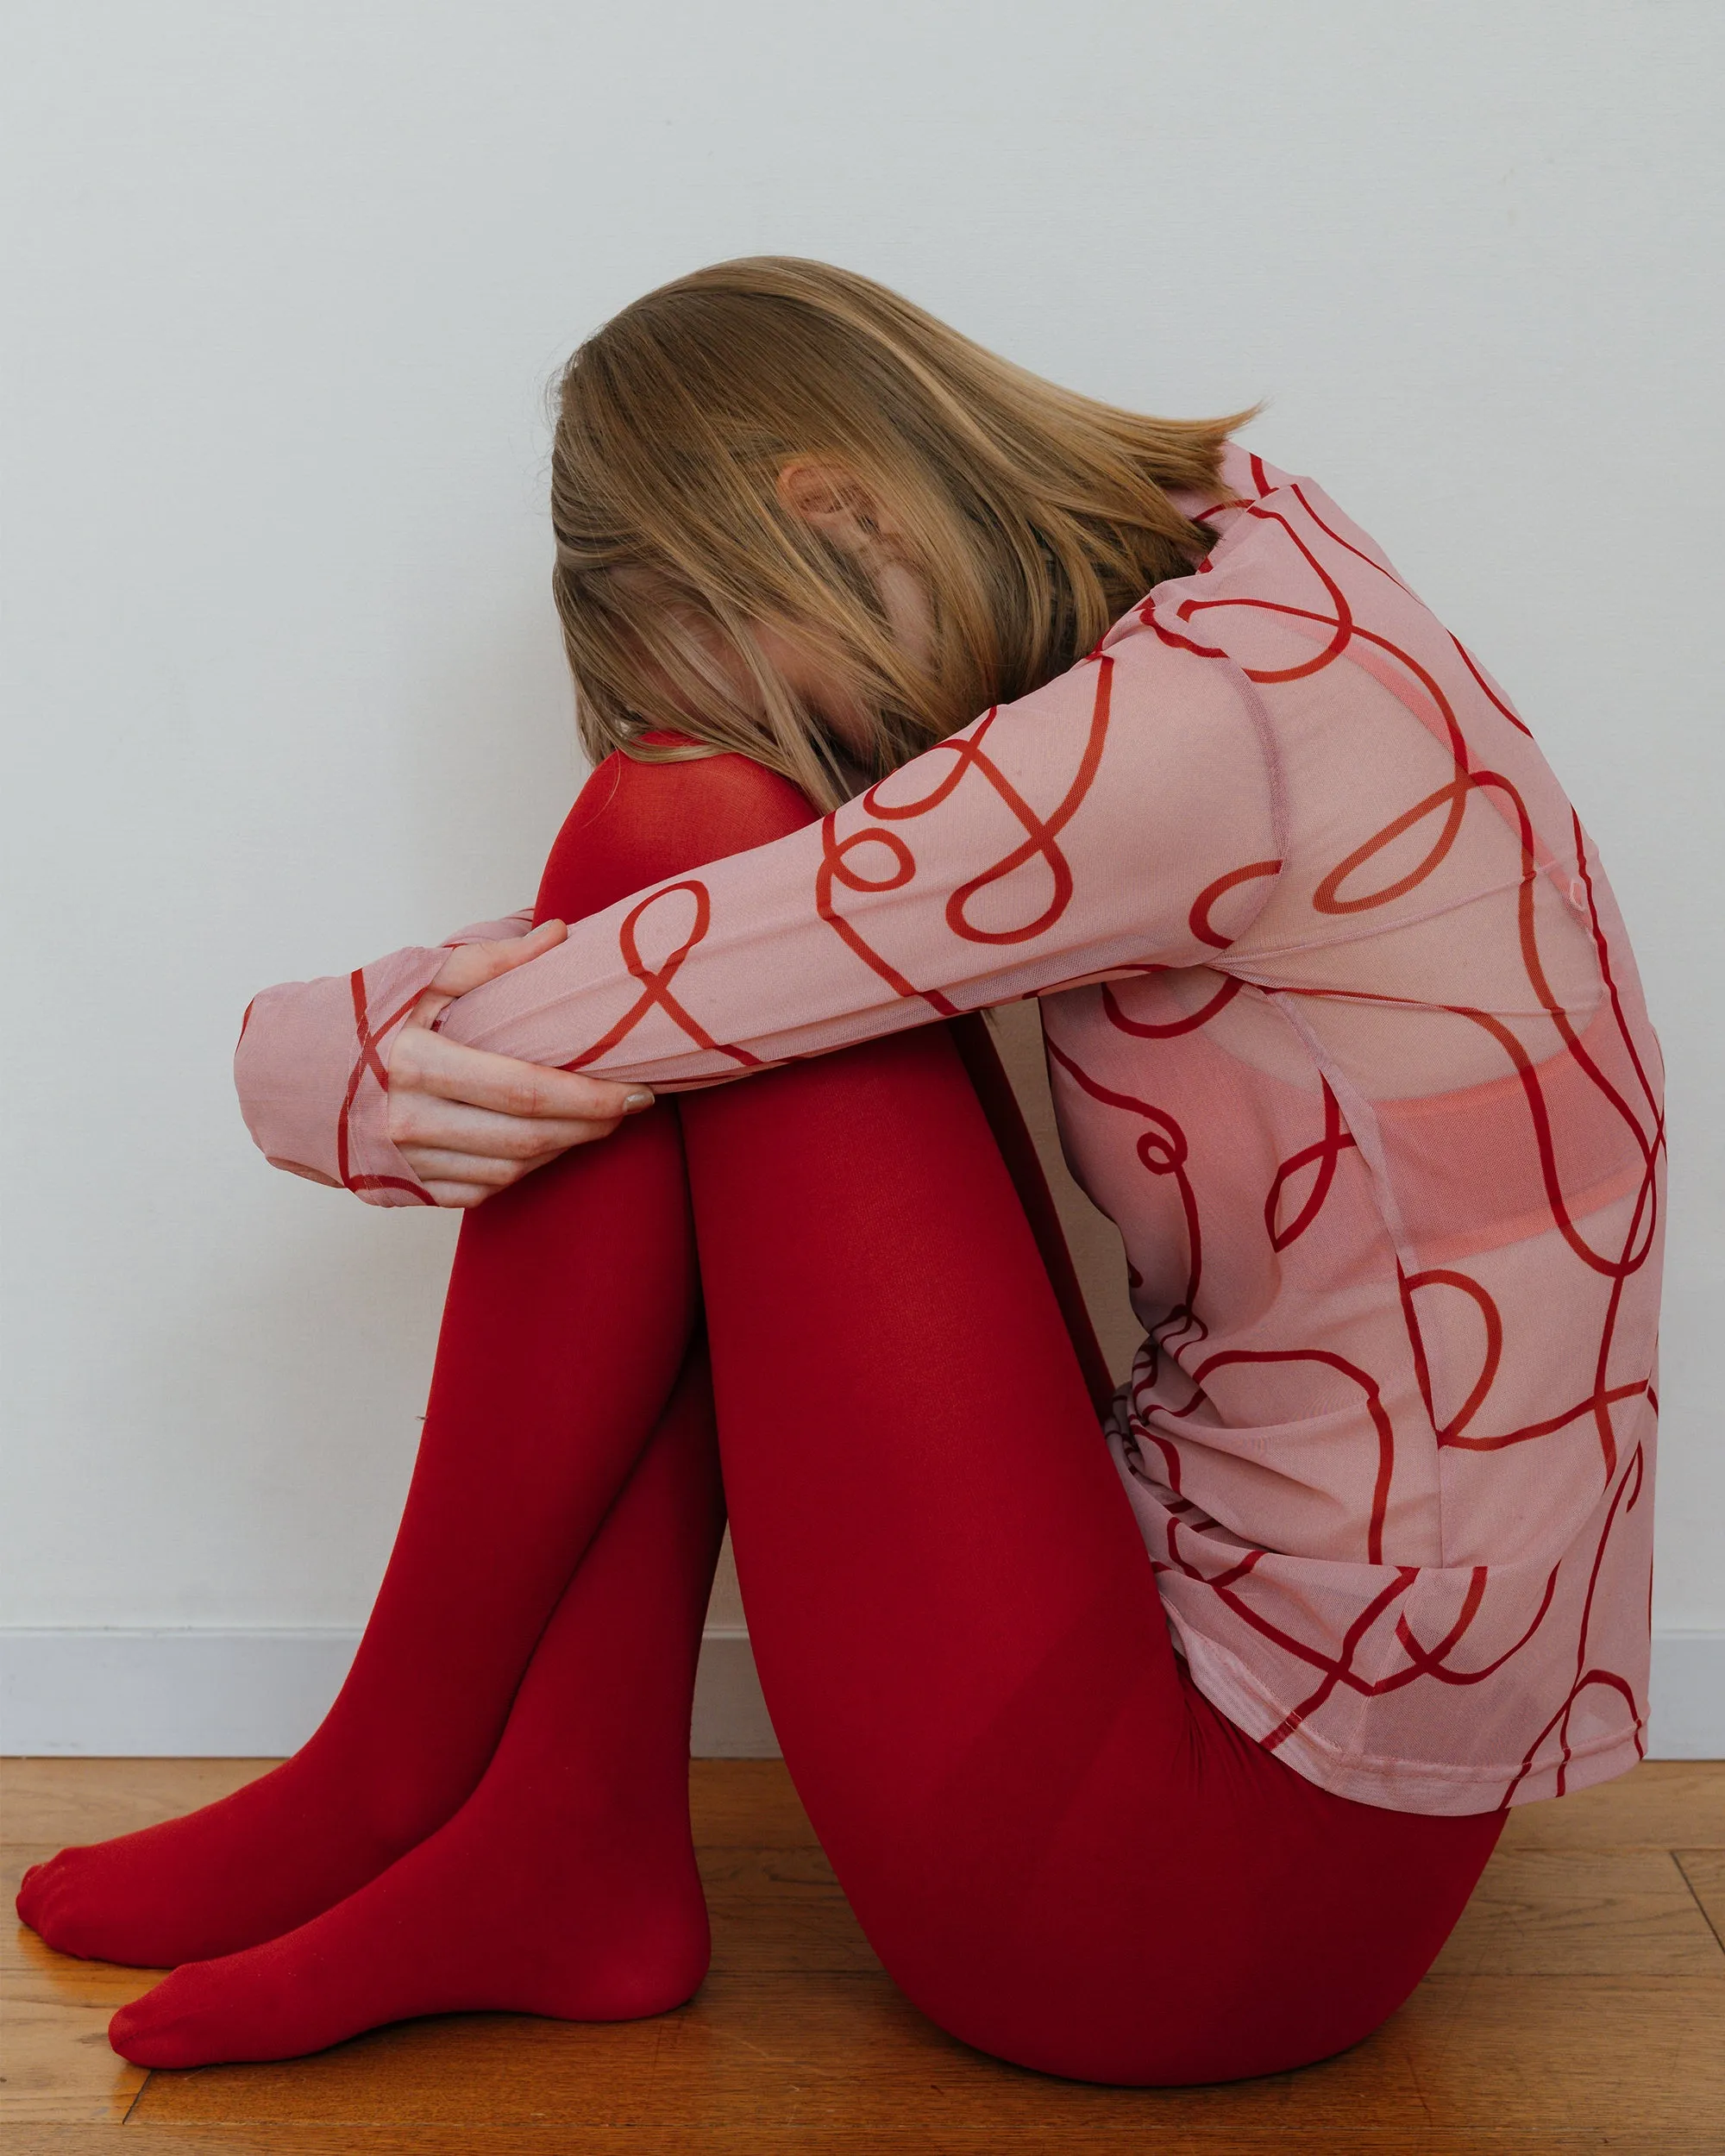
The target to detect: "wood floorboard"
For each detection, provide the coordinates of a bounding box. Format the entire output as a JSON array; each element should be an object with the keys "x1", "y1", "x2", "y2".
[
  {"x1": 697, "y1": 1846, "x2": 879, "y2": 1972},
  {"x1": 1428, "y1": 1846, "x2": 1725, "y2": 1974},
  {"x1": 2, "y1": 1764, "x2": 267, "y2": 1845},
  {"x1": 3, "y1": 1758, "x2": 1722, "y2": 2151},
  {"x1": 120, "y1": 1971, "x2": 1725, "y2": 2136},
  {"x1": 1, "y1": 1845, "x2": 161, "y2": 2122},
  {"x1": 0, "y1": 1761, "x2": 825, "y2": 1853},
  {"x1": 687, "y1": 1761, "x2": 819, "y2": 1849},
  {"x1": 0, "y1": 1999, "x2": 148, "y2": 2126},
  {"x1": 1493, "y1": 1761, "x2": 1724, "y2": 1851},
  {"x1": 1673, "y1": 1848, "x2": 1725, "y2": 1948},
  {"x1": 5, "y1": 2129, "x2": 1704, "y2": 2155}
]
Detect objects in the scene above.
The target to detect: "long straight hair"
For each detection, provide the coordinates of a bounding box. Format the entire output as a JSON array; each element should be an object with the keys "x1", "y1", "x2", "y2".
[{"x1": 551, "y1": 258, "x2": 1253, "y2": 811}]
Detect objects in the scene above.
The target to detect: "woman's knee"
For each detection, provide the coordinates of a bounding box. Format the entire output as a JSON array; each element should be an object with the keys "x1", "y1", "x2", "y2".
[
  {"x1": 843, "y1": 1796, "x2": 1463, "y2": 2090},
  {"x1": 885, "y1": 1926, "x2": 1402, "y2": 2089},
  {"x1": 534, "y1": 745, "x2": 818, "y2": 924},
  {"x1": 874, "y1": 1925, "x2": 1194, "y2": 2087}
]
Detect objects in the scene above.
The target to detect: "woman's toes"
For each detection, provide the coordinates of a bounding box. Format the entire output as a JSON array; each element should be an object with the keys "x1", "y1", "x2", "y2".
[
  {"x1": 107, "y1": 1989, "x2": 172, "y2": 2066},
  {"x1": 107, "y1": 1954, "x2": 307, "y2": 2069},
  {"x1": 15, "y1": 1853, "x2": 65, "y2": 1932},
  {"x1": 109, "y1": 1971, "x2": 217, "y2": 2068},
  {"x1": 17, "y1": 1861, "x2": 85, "y2": 1956}
]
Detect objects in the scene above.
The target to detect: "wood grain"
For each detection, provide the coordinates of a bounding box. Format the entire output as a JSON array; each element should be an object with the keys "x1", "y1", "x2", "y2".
[
  {"x1": 1430, "y1": 1847, "x2": 1725, "y2": 1974},
  {"x1": 1, "y1": 1761, "x2": 268, "y2": 1845},
  {"x1": 4, "y1": 1758, "x2": 1723, "y2": 2152},
  {"x1": 3, "y1": 2127, "x2": 1704, "y2": 2154},
  {"x1": 1496, "y1": 1762, "x2": 1724, "y2": 1852},
  {"x1": 0, "y1": 1999, "x2": 147, "y2": 2125},
  {"x1": 688, "y1": 1761, "x2": 819, "y2": 1848},
  {"x1": 1674, "y1": 1849, "x2": 1725, "y2": 1949},
  {"x1": 124, "y1": 1972, "x2": 1725, "y2": 2135},
  {"x1": 0, "y1": 1843, "x2": 162, "y2": 2125},
  {"x1": 698, "y1": 1846, "x2": 880, "y2": 1972}
]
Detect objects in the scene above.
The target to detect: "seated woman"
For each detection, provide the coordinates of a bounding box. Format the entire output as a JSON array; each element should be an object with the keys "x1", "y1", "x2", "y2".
[{"x1": 19, "y1": 257, "x2": 1662, "y2": 2085}]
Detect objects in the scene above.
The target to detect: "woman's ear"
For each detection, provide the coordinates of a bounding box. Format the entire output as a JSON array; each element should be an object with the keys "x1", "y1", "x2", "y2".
[
  {"x1": 776, "y1": 458, "x2": 896, "y2": 551},
  {"x1": 776, "y1": 457, "x2": 934, "y2": 672}
]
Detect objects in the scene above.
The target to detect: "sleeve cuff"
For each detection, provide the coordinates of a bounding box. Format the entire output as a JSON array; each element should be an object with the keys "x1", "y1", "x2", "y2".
[{"x1": 234, "y1": 945, "x2": 452, "y2": 1206}]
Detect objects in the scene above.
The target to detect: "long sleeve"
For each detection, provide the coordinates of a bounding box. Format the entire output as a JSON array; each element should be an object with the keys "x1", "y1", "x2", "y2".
[
  {"x1": 235, "y1": 624, "x2": 1278, "y2": 1206},
  {"x1": 234, "y1": 909, "x2": 534, "y2": 1202},
  {"x1": 440, "y1": 630, "x2": 1282, "y2": 1087}
]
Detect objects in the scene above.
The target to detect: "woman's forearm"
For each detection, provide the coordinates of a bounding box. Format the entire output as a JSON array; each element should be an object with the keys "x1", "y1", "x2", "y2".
[
  {"x1": 234, "y1": 911, "x2": 534, "y2": 1200},
  {"x1": 235, "y1": 626, "x2": 1276, "y2": 1203},
  {"x1": 440, "y1": 641, "x2": 1277, "y2": 1089}
]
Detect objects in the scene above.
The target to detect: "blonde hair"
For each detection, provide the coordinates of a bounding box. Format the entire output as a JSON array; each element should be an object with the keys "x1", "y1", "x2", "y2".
[{"x1": 551, "y1": 257, "x2": 1253, "y2": 811}]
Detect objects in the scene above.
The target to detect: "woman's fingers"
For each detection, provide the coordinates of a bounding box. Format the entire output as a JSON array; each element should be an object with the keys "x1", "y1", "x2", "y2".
[
  {"x1": 422, "y1": 919, "x2": 569, "y2": 1003},
  {"x1": 385, "y1": 939, "x2": 653, "y2": 1206},
  {"x1": 392, "y1": 1095, "x2": 620, "y2": 1162},
  {"x1": 389, "y1": 1025, "x2": 651, "y2": 1125},
  {"x1": 417, "y1": 1177, "x2": 511, "y2": 1210},
  {"x1": 392, "y1": 1147, "x2": 538, "y2": 1188}
]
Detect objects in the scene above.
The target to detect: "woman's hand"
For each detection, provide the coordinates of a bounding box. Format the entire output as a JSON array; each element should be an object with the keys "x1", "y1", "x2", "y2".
[{"x1": 386, "y1": 919, "x2": 653, "y2": 1207}]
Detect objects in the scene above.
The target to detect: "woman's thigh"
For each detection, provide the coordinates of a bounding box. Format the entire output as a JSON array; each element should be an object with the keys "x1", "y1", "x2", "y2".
[
  {"x1": 963, "y1": 1658, "x2": 1504, "y2": 2084},
  {"x1": 680, "y1": 1031, "x2": 1501, "y2": 2085}
]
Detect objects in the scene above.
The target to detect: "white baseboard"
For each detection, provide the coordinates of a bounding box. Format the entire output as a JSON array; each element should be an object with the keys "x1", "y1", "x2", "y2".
[
  {"x1": 1, "y1": 1625, "x2": 1717, "y2": 1763},
  {"x1": 0, "y1": 1625, "x2": 781, "y2": 1760},
  {"x1": 688, "y1": 1627, "x2": 780, "y2": 1758},
  {"x1": 1645, "y1": 1632, "x2": 1723, "y2": 1761}
]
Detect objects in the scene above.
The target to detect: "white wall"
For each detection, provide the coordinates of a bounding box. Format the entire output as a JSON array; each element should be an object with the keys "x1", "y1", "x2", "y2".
[{"x1": 3, "y1": 3, "x2": 1721, "y2": 1735}]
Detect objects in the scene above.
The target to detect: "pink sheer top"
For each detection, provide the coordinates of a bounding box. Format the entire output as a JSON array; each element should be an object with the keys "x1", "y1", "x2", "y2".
[{"x1": 235, "y1": 448, "x2": 1662, "y2": 1814}]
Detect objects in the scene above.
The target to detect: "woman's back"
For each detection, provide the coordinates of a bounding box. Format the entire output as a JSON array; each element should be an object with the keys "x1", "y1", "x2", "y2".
[{"x1": 1049, "y1": 446, "x2": 1660, "y2": 1812}]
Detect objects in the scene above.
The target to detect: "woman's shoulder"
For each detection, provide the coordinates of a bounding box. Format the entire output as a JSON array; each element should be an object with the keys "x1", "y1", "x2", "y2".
[
  {"x1": 1113, "y1": 441, "x2": 1446, "y2": 692},
  {"x1": 1167, "y1": 441, "x2": 1410, "y2": 591}
]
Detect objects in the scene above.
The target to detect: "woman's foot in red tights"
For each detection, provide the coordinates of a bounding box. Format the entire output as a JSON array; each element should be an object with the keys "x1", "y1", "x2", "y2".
[
  {"x1": 110, "y1": 1345, "x2": 724, "y2": 2066},
  {"x1": 18, "y1": 1116, "x2": 700, "y2": 1970}
]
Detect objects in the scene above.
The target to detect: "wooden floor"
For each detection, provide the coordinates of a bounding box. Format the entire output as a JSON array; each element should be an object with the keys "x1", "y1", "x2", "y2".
[{"x1": 3, "y1": 1758, "x2": 1722, "y2": 2154}]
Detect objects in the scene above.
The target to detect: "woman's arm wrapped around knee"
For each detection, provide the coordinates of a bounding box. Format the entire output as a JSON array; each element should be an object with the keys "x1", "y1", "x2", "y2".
[{"x1": 233, "y1": 907, "x2": 649, "y2": 1207}]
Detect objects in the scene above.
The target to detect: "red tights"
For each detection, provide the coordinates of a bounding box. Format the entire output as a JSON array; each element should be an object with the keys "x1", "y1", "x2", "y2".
[{"x1": 26, "y1": 749, "x2": 1502, "y2": 2084}]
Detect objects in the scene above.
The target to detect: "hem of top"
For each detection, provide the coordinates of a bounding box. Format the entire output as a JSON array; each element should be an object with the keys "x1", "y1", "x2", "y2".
[
  {"x1": 1173, "y1": 1625, "x2": 1646, "y2": 1817},
  {"x1": 344, "y1": 947, "x2": 451, "y2": 1206}
]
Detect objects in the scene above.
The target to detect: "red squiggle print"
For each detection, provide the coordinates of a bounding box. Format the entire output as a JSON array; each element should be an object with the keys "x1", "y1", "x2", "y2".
[
  {"x1": 1449, "y1": 632, "x2": 1535, "y2": 739},
  {"x1": 816, "y1": 820, "x2": 962, "y2": 1017},
  {"x1": 1183, "y1": 1346, "x2": 1398, "y2": 1567},
  {"x1": 1313, "y1": 779, "x2": 1471, "y2": 914},
  {"x1": 1264, "y1": 1081, "x2": 1358, "y2": 1250},
  {"x1": 1189, "y1": 859, "x2": 1283, "y2": 947},
  {"x1": 1095, "y1": 461, "x2": 1659, "y2": 1804},
  {"x1": 1502, "y1": 1444, "x2": 1647, "y2": 1803},
  {"x1": 813, "y1": 658, "x2": 1115, "y2": 1001},
  {"x1": 1256, "y1": 1569, "x2": 1421, "y2": 1751},
  {"x1": 1391, "y1": 1568, "x2": 1563, "y2": 1689},
  {"x1": 338, "y1": 973, "x2": 435, "y2": 1203},
  {"x1": 1266, "y1": 976, "x2": 1659, "y2": 1291},
  {"x1": 566, "y1": 883, "x2": 767, "y2": 1074},
  {"x1": 1101, "y1": 973, "x2": 1243, "y2": 1039},
  {"x1": 1045, "y1": 1037, "x2": 1206, "y2": 1361}
]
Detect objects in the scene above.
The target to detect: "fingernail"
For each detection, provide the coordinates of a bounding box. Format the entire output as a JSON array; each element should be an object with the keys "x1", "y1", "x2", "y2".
[{"x1": 623, "y1": 1089, "x2": 656, "y2": 1114}]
